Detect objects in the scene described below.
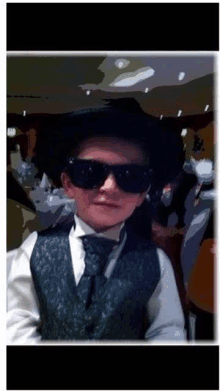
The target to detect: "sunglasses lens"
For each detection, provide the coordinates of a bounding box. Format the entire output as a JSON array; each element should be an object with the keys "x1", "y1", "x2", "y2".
[
  {"x1": 114, "y1": 166, "x2": 151, "y2": 193},
  {"x1": 66, "y1": 159, "x2": 151, "y2": 193},
  {"x1": 67, "y1": 159, "x2": 107, "y2": 189}
]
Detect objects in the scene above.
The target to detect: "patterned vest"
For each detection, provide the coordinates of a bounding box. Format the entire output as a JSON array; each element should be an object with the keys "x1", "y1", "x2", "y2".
[{"x1": 30, "y1": 223, "x2": 160, "y2": 340}]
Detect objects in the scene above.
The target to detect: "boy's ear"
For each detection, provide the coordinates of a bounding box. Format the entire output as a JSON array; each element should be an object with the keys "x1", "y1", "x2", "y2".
[{"x1": 60, "y1": 171, "x2": 74, "y2": 198}]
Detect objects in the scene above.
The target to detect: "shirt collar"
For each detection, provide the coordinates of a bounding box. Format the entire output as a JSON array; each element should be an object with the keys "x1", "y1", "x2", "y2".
[{"x1": 73, "y1": 214, "x2": 124, "y2": 242}]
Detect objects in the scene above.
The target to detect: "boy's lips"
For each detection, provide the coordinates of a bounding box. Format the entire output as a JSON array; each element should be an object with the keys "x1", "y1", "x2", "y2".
[{"x1": 93, "y1": 201, "x2": 121, "y2": 209}]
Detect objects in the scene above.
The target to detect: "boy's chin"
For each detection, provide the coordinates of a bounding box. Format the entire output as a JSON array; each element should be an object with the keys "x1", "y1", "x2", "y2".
[
  {"x1": 84, "y1": 213, "x2": 124, "y2": 232},
  {"x1": 78, "y1": 205, "x2": 135, "y2": 232}
]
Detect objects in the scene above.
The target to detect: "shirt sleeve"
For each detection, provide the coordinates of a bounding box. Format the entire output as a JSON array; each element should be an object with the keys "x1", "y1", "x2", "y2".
[
  {"x1": 7, "y1": 232, "x2": 42, "y2": 345},
  {"x1": 145, "y1": 248, "x2": 187, "y2": 342}
]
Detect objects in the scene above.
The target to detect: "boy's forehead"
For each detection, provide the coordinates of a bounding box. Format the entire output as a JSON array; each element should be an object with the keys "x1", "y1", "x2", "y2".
[{"x1": 74, "y1": 136, "x2": 147, "y2": 164}]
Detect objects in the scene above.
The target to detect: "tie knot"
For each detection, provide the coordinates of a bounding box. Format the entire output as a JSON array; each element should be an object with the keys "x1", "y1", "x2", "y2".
[{"x1": 81, "y1": 236, "x2": 116, "y2": 275}]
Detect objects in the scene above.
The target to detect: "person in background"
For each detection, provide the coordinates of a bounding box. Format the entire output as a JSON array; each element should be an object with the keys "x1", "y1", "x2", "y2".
[
  {"x1": 7, "y1": 141, "x2": 41, "y2": 252},
  {"x1": 186, "y1": 212, "x2": 215, "y2": 340},
  {"x1": 9, "y1": 125, "x2": 76, "y2": 231}
]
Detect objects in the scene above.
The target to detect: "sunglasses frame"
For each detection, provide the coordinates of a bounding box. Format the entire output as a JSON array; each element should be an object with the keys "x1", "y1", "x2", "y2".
[{"x1": 65, "y1": 157, "x2": 152, "y2": 194}]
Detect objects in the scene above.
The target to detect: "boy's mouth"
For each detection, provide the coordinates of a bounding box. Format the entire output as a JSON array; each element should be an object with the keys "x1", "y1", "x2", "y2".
[{"x1": 93, "y1": 201, "x2": 120, "y2": 209}]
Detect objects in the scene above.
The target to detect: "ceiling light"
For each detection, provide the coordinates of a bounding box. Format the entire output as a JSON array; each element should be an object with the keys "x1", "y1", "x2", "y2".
[
  {"x1": 110, "y1": 67, "x2": 155, "y2": 88},
  {"x1": 7, "y1": 127, "x2": 16, "y2": 137},
  {"x1": 115, "y1": 59, "x2": 130, "y2": 69},
  {"x1": 178, "y1": 72, "x2": 186, "y2": 81},
  {"x1": 181, "y1": 128, "x2": 187, "y2": 137}
]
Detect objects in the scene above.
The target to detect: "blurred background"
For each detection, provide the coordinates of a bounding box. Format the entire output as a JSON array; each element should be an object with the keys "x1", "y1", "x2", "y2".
[{"x1": 7, "y1": 54, "x2": 216, "y2": 341}]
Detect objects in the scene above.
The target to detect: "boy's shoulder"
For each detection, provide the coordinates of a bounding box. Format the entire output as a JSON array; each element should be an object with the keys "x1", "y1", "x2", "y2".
[
  {"x1": 120, "y1": 228, "x2": 159, "y2": 270},
  {"x1": 125, "y1": 225, "x2": 156, "y2": 250}
]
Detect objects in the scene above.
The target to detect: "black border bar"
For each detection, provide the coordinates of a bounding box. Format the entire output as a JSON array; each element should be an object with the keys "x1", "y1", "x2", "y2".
[
  {"x1": 7, "y1": 345, "x2": 219, "y2": 390},
  {"x1": 7, "y1": 3, "x2": 219, "y2": 51}
]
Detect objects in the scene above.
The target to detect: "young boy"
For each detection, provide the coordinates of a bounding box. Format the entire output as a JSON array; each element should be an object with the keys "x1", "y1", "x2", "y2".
[{"x1": 7, "y1": 100, "x2": 186, "y2": 342}]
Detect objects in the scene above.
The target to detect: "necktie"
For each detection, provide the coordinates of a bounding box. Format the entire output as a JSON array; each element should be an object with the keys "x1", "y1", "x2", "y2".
[{"x1": 77, "y1": 236, "x2": 116, "y2": 309}]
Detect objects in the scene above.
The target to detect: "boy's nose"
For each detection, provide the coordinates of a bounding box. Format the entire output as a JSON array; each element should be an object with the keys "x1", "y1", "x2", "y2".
[{"x1": 99, "y1": 172, "x2": 119, "y2": 192}]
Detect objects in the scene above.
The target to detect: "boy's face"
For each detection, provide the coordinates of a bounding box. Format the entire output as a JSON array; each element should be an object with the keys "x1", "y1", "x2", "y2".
[{"x1": 61, "y1": 137, "x2": 148, "y2": 232}]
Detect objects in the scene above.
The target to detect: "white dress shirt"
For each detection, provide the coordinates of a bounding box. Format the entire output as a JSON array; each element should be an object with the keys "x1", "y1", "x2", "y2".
[{"x1": 7, "y1": 215, "x2": 186, "y2": 344}]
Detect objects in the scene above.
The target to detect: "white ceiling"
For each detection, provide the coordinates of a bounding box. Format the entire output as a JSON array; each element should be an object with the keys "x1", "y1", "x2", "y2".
[{"x1": 82, "y1": 55, "x2": 214, "y2": 92}]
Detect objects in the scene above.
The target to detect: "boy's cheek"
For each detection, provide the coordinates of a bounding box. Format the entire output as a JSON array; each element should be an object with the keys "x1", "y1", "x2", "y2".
[
  {"x1": 71, "y1": 188, "x2": 94, "y2": 208},
  {"x1": 63, "y1": 182, "x2": 90, "y2": 203},
  {"x1": 64, "y1": 186, "x2": 76, "y2": 199}
]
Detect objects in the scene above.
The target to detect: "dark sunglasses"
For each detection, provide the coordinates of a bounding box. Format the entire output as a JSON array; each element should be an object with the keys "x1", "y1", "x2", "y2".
[{"x1": 65, "y1": 158, "x2": 152, "y2": 193}]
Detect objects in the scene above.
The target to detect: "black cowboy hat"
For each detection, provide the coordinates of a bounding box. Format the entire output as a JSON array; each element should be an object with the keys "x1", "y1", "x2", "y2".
[{"x1": 35, "y1": 98, "x2": 185, "y2": 190}]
